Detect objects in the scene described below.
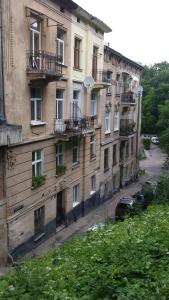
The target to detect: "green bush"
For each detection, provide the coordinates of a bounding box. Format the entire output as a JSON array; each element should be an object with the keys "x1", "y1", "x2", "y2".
[
  {"x1": 155, "y1": 174, "x2": 169, "y2": 204},
  {"x1": 2, "y1": 205, "x2": 169, "y2": 299},
  {"x1": 142, "y1": 138, "x2": 151, "y2": 150}
]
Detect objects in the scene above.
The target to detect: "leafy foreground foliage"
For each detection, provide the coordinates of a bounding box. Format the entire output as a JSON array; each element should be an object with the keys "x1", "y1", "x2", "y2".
[
  {"x1": 1, "y1": 206, "x2": 169, "y2": 299},
  {"x1": 155, "y1": 174, "x2": 169, "y2": 204}
]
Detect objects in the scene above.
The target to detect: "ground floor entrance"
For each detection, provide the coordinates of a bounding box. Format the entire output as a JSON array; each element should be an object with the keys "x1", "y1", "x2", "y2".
[{"x1": 56, "y1": 191, "x2": 65, "y2": 227}]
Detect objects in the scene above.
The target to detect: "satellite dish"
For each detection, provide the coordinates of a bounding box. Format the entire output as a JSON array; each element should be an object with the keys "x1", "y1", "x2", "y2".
[{"x1": 83, "y1": 76, "x2": 94, "y2": 88}]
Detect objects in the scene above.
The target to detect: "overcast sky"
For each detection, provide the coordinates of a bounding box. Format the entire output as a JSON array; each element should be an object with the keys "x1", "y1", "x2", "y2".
[{"x1": 75, "y1": 0, "x2": 169, "y2": 66}]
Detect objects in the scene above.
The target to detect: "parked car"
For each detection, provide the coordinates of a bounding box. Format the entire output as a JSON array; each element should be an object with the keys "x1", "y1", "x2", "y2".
[
  {"x1": 133, "y1": 181, "x2": 156, "y2": 209},
  {"x1": 115, "y1": 196, "x2": 136, "y2": 220},
  {"x1": 151, "y1": 136, "x2": 159, "y2": 144}
]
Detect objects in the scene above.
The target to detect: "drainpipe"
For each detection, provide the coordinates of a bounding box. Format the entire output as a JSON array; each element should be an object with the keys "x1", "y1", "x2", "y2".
[{"x1": 0, "y1": 0, "x2": 5, "y2": 124}]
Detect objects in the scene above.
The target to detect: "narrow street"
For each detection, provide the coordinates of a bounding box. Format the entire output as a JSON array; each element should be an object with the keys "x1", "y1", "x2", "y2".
[
  {"x1": 140, "y1": 144, "x2": 167, "y2": 180},
  {"x1": 0, "y1": 144, "x2": 167, "y2": 276}
]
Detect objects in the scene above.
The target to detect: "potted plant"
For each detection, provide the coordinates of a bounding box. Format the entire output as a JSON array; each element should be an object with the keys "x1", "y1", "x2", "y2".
[
  {"x1": 32, "y1": 175, "x2": 46, "y2": 188},
  {"x1": 56, "y1": 164, "x2": 66, "y2": 175}
]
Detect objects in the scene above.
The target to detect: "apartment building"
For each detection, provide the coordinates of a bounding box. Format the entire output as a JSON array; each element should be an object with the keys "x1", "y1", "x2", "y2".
[
  {"x1": 103, "y1": 46, "x2": 143, "y2": 192},
  {"x1": 0, "y1": 0, "x2": 113, "y2": 263}
]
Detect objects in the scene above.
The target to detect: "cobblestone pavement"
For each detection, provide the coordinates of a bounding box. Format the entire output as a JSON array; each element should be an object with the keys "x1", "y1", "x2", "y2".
[{"x1": 0, "y1": 144, "x2": 166, "y2": 275}]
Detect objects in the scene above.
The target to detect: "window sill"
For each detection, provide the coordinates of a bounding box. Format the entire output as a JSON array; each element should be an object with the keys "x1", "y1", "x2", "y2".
[
  {"x1": 72, "y1": 162, "x2": 80, "y2": 169},
  {"x1": 34, "y1": 232, "x2": 45, "y2": 242},
  {"x1": 105, "y1": 131, "x2": 111, "y2": 135},
  {"x1": 90, "y1": 155, "x2": 96, "y2": 162},
  {"x1": 73, "y1": 201, "x2": 79, "y2": 208},
  {"x1": 114, "y1": 129, "x2": 119, "y2": 132},
  {"x1": 90, "y1": 190, "x2": 96, "y2": 196},
  {"x1": 31, "y1": 121, "x2": 46, "y2": 127},
  {"x1": 73, "y1": 67, "x2": 83, "y2": 72}
]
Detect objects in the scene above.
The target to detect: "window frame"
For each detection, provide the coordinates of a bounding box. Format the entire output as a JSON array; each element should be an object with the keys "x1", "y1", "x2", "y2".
[
  {"x1": 73, "y1": 184, "x2": 80, "y2": 207},
  {"x1": 34, "y1": 205, "x2": 45, "y2": 236},
  {"x1": 91, "y1": 91, "x2": 98, "y2": 116},
  {"x1": 90, "y1": 175, "x2": 96, "y2": 195},
  {"x1": 32, "y1": 150, "x2": 43, "y2": 178},
  {"x1": 72, "y1": 140, "x2": 79, "y2": 165},
  {"x1": 56, "y1": 29, "x2": 65, "y2": 65},
  {"x1": 56, "y1": 89, "x2": 64, "y2": 120},
  {"x1": 114, "y1": 111, "x2": 120, "y2": 131},
  {"x1": 104, "y1": 148, "x2": 109, "y2": 172},
  {"x1": 105, "y1": 111, "x2": 111, "y2": 134},
  {"x1": 56, "y1": 143, "x2": 63, "y2": 167},
  {"x1": 90, "y1": 135, "x2": 96, "y2": 159},
  {"x1": 31, "y1": 87, "x2": 42, "y2": 123},
  {"x1": 74, "y1": 37, "x2": 81, "y2": 69},
  {"x1": 113, "y1": 144, "x2": 117, "y2": 166}
]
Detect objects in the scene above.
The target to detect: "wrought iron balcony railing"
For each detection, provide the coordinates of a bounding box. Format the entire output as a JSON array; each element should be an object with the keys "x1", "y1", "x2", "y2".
[
  {"x1": 27, "y1": 50, "x2": 62, "y2": 76},
  {"x1": 92, "y1": 69, "x2": 111, "y2": 84},
  {"x1": 54, "y1": 116, "x2": 97, "y2": 135},
  {"x1": 120, "y1": 119, "x2": 135, "y2": 136},
  {"x1": 121, "y1": 92, "x2": 136, "y2": 104}
]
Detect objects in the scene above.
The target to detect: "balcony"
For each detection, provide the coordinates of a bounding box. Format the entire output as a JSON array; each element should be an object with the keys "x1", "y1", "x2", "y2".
[
  {"x1": 0, "y1": 123, "x2": 22, "y2": 146},
  {"x1": 120, "y1": 119, "x2": 135, "y2": 137},
  {"x1": 27, "y1": 51, "x2": 62, "y2": 83},
  {"x1": 54, "y1": 116, "x2": 97, "y2": 138},
  {"x1": 92, "y1": 69, "x2": 111, "y2": 89},
  {"x1": 121, "y1": 92, "x2": 136, "y2": 105}
]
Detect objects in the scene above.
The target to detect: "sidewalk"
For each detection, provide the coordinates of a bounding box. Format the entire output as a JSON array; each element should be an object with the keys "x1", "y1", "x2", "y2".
[{"x1": 25, "y1": 174, "x2": 150, "y2": 258}]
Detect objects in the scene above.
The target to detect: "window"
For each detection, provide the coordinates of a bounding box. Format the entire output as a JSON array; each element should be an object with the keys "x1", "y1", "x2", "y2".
[
  {"x1": 105, "y1": 182, "x2": 109, "y2": 194},
  {"x1": 126, "y1": 142, "x2": 129, "y2": 158},
  {"x1": 31, "y1": 87, "x2": 42, "y2": 122},
  {"x1": 56, "y1": 89, "x2": 64, "y2": 120},
  {"x1": 105, "y1": 111, "x2": 111, "y2": 133},
  {"x1": 34, "y1": 206, "x2": 45, "y2": 236},
  {"x1": 104, "y1": 148, "x2": 109, "y2": 172},
  {"x1": 91, "y1": 175, "x2": 96, "y2": 194},
  {"x1": 30, "y1": 16, "x2": 41, "y2": 69},
  {"x1": 113, "y1": 144, "x2": 117, "y2": 166},
  {"x1": 74, "y1": 38, "x2": 81, "y2": 69},
  {"x1": 73, "y1": 184, "x2": 80, "y2": 207},
  {"x1": 73, "y1": 90, "x2": 80, "y2": 119},
  {"x1": 32, "y1": 150, "x2": 43, "y2": 177},
  {"x1": 57, "y1": 29, "x2": 64, "y2": 64},
  {"x1": 72, "y1": 140, "x2": 79, "y2": 165},
  {"x1": 92, "y1": 46, "x2": 98, "y2": 81},
  {"x1": 56, "y1": 144, "x2": 63, "y2": 167},
  {"x1": 106, "y1": 86, "x2": 112, "y2": 95},
  {"x1": 91, "y1": 91, "x2": 98, "y2": 116},
  {"x1": 131, "y1": 137, "x2": 134, "y2": 155},
  {"x1": 114, "y1": 111, "x2": 119, "y2": 131},
  {"x1": 90, "y1": 135, "x2": 96, "y2": 159}
]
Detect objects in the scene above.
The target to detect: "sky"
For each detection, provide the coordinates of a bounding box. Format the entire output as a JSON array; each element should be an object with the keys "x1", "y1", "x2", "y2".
[{"x1": 75, "y1": 0, "x2": 169, "y2": 66}]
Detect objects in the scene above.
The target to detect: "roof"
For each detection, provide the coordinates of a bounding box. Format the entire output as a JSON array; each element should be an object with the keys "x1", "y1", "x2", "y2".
[
  {"x1": 75, "y1": 6, "x2": 112, "y2": 33},
  {"x1": 104, "y1": 45, "x2": 144, "y2": 70},
  {"x1": 55, "y1": 0, "x2": 112, "y2": 33}
]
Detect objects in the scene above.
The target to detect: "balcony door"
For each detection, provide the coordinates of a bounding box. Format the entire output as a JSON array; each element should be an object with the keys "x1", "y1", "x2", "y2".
[
  {"x1": 72, "y1": 90, "x2": 81, "y2": 120},
  {"x1": 56, "y1": 191, "x2": 65, "y2": 227},
  {"x1": 56, "y1": 89, "x2": 64, "y2": 132},
  {"x1": 30, "y1": 16, "x2": 41, "y2": 69}
]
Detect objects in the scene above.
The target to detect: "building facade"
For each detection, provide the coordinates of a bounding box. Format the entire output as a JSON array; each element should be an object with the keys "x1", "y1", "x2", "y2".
[{"x1": 0, "y1": 0, "x2": 142, "y2": 264}]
